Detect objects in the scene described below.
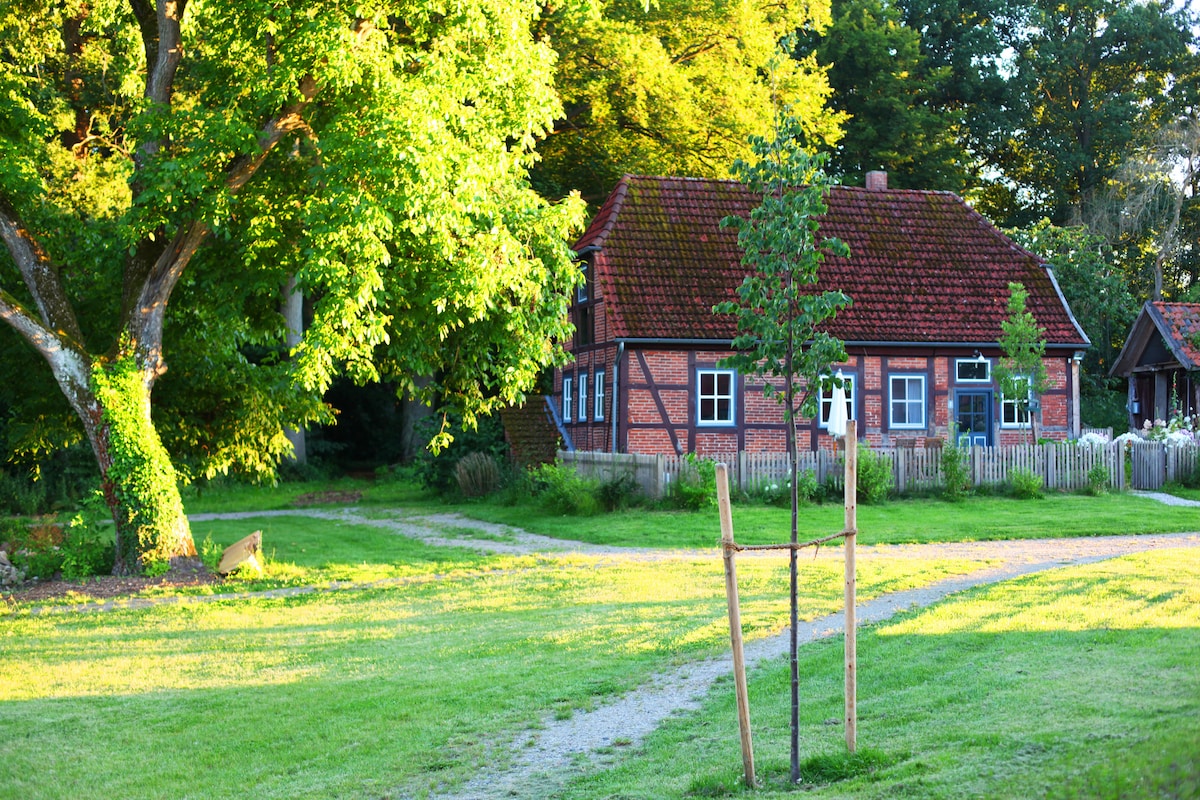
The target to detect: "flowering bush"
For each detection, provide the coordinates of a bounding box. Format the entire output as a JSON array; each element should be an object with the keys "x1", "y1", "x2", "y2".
[
  {"x1": 1076, "y1": 432, "x2": 1109, "y2": 448},
  {"x1": 1113, "y1": 432, "x2": 1140, "y2": 450},
  {"x1": 1139, "y1": 410, "x2": 1199, "y2": 445}
]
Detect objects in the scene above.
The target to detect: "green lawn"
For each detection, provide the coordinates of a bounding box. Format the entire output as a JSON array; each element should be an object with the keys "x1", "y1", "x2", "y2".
[
  {"x1": 2, "y1": 480, "x2": 1196, "y2": 798},
  {"x1": 553, "y1": 548, "x2": 1200, "y2": 799},
  {"x1": 0, "y1": 547, "x2": 982, "y2": 800},
  {"x1": 462, "y1": 491, "x2": 1200, "y2": 548}
]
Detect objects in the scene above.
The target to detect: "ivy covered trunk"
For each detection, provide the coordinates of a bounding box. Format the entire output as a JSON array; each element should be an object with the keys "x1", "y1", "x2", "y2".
[{"x1": 88, "y1": 358, "x2": 195, "y2": 575}]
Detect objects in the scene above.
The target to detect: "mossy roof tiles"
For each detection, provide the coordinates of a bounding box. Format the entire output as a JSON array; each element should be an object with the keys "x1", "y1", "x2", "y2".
[
  {"x1": 1148, "y1": 302, "x2": 1200, "y2": 369},
  {"x1": 576, "y1": 175, "x2": 1089, "y2": 347}
]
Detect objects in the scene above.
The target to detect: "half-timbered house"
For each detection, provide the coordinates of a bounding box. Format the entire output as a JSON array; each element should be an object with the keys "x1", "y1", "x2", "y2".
[{"x1": 555, "y1": 172, "x2": 1090, "y2": 456}]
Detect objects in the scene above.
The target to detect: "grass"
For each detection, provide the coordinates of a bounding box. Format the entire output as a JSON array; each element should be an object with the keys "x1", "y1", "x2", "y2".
[
  {"x1": 464, "y1": 491, "x2": 1200, "y2": 548},
  {"x1": 0, "y1": 549, "x2": 983, "y2": 799},
  {"x1": 551, "y1": 547, "x2": 1200, "y2": 799},
  {"x1": 179, "y1": 474, "x2": 443, "y2": 515},
  {"x1": 2, "y1": 477, "x2": 1197, "y2": 797}
]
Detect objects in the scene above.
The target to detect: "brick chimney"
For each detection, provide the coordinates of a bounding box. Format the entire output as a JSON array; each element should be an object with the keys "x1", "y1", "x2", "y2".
[{"x1": 865, "y1": 170, "x2": 888, "y2": 191}]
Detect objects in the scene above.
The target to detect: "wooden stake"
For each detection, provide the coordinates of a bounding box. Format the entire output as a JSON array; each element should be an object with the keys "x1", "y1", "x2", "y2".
[
  {"x1": 716, "y1": 464, "x2": 756, "y2": 788},
  {"x1": 843, "y1": 421, "x2": 858, "y2": 752}
]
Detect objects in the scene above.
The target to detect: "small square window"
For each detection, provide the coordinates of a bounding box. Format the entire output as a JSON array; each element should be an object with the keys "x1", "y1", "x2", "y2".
[
  {"x1": 1002, "y1": 375, "x2": 1033, "y2": 427},
  {"x1": 698, "y1": 369, "x2": 736, "y2": 425}
]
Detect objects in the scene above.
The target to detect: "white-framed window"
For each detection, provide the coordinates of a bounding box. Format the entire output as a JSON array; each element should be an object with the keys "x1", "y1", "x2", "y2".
[
  {"x1": 578, "y1": 371, "x2": 588, "y2": 424},
  {"x1": 562, "y1": 375, "x2": 574, "y2": 423},
  {"x1": 697, "y1": 369, "x2": 736, "y2": 425},
  {"x1": 594, "y1": 370, "x2": 606, "y2": 421},
  {"x1": 1001, "y1": 375, "x2": 1033, "y2": 427},
  {"x1": 889, "y1": 375, "x2": 927, "y2": 429},
  {"x1": 956, "y1": 358, "x2": 991, "y2": 383},
  {"x1": 819, "y1": 374, "x2": 856, "y2": 428}
]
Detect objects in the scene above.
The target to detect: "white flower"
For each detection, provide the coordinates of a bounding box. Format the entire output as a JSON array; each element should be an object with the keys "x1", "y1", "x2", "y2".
[{"x1": 1166, "y1": 430, "x2": 1195, "y2": 446}]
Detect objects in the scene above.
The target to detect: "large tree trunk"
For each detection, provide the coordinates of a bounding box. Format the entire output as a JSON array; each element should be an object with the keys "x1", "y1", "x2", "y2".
[{"x1": 88, "y1": 357, "x2": 194, "y2": 574}]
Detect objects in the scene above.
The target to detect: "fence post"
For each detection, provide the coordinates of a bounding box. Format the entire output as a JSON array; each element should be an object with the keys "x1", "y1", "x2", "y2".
[{"x1": 717, "y1": 464, "x2": 756, "y2": 788}]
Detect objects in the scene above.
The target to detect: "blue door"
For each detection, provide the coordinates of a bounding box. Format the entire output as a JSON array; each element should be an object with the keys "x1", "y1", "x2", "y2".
[{"x1": 955, "y1": 391, "x2": 992, "y2": 447}]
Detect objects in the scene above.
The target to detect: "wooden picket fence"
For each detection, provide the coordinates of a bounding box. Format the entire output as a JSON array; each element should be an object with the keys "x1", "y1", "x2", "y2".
[{"x1": 558, "y1": 439, "x2": 1200, "y2": 498}]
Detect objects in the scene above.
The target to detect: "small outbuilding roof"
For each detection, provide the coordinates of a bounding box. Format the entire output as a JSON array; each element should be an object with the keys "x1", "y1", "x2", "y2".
[
  {"x1": 1110, "y1": 301, "x2": 1200, "y2": 376},
  {"x1": 576, "y1": 175, "x2": 1090, "y2": 348}
]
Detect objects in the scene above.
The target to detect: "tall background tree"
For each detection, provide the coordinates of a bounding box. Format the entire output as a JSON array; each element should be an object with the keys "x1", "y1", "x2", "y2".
[
  {"x1": 801, "y1": 0, "x2": 968, "y2": 189},
  {"x1": 0, "y1": 0, "x2": 584, "y2": 572},
  {"x1": 532, "y1": 0, "x2": 846, "y2": 205}
]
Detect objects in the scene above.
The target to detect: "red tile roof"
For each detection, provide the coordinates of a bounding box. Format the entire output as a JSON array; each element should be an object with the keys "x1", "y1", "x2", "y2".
[
  {"x1": 1148, "y1": 302, "x2": 1200, "y2": 368},
  {"x1": 577, "y1": 175, "x2": 1089, "y2": 347}
]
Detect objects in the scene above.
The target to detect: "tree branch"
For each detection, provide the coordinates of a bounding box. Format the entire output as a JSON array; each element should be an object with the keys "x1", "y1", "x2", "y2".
[{"x1": 0, "y1": 198, "x2": 86, "y2": 346}]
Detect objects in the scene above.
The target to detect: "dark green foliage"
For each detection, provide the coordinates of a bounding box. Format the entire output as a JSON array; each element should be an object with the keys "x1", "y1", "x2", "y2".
[
  {"x1": 671, "y1": 454, "x2": 716, "y2": 511},
  {"x1": 597, "y1": 472, "x2": 641, "y2": 512},
  {"x1": 941, "y1": 441, "x2": 972, "y2": 502},
  {"x1": 413, "y1": 413, "x2": 508, "y2": 494},
  {"x1": 0, "y1": 445, "x2": 100, "y2": 517},
  {"x1": 1009, "y1": 467, "x2": 1045, "y2": 499},
  {"x1": 856, "y1": 445, "x2": 893, "y2": 504},
  {"x1": 806, "y1": 0, "x2": 967, "y2": 190}
]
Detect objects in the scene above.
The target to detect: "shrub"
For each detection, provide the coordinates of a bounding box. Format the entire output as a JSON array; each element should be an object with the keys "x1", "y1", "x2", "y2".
[
  {"x1": 856, "y1": 446, "x2": 893, "y2": 504},
  {"x1": 940, "y1": 443, "x2": 972, "y2": 502},
  {"x1": 1084, "y1": 463, "x2": 1110, "y2": 496},
  {"x1": 57, "y1": 493, "x2": 115, "y2": 580},
  {"x1": 533, "y1": 462, "x2": 600, "y2": 516},
  {"x1": 199, "y1": 534, "x2": 223, "y2": 573},
  {"x1": 597, "y1": 472, "x2": 640, "y2": 511},
  {"x1": 455, "y1": 452, "x2": 501, "y2": 498},
  {"x1": 758, "y1": 469, "x2": 822, "y2": 506},
  {"x1": 493, "y1": 462, "x2": 537, "y2": 507},
  {"x1": 7, "y1": 517, "x2": 65, "y2": 580},
  {"x1": 671, "y1": 454, "x2": 716, "y2": 510},
  {"x1": 0, "y1": 472, "x2": 46, "y2": 517},
  {"x1": 1009, "y1": 467, "x2": 1044, "y2": 499}
]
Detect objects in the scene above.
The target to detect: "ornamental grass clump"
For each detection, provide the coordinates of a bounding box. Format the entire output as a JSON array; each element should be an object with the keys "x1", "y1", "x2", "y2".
[{"x1": 455, "y1": 452, "x2": 501, "y2": 498}]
